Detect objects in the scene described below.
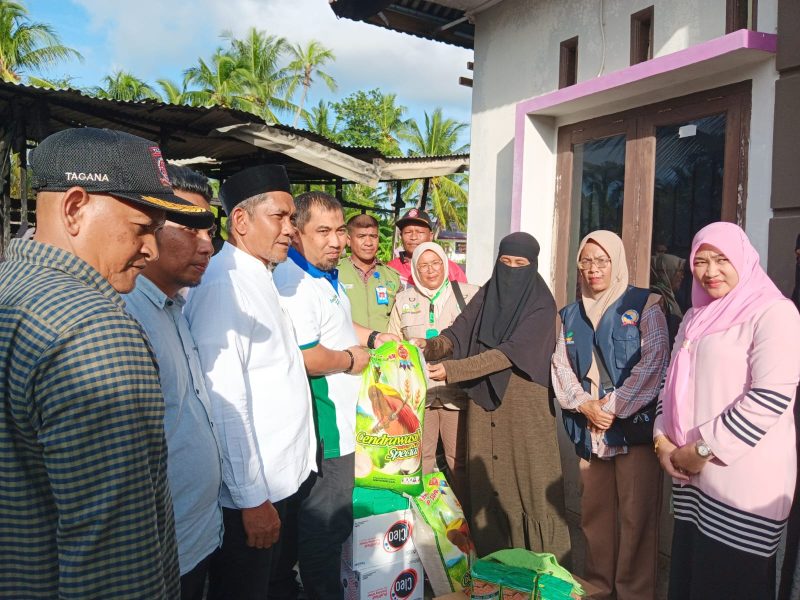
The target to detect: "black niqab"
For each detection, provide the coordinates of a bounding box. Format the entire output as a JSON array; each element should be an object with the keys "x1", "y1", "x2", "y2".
[{"x1": 443, "y1": 232, "x2": 556, "y2": 410}]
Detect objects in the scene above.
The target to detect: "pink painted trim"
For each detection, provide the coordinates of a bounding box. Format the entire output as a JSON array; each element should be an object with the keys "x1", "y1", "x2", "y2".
[{"x1": 510, "y1": 29, "x2": 777, "y2": 231}]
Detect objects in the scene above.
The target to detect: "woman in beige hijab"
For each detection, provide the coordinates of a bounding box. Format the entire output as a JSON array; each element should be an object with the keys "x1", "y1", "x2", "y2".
[
  {"x1": 551, "y1": 231, "x2": 670, "y2": 600},
  {"x1": 388, "y1": 241, "x2": 478, "y2": 505}
]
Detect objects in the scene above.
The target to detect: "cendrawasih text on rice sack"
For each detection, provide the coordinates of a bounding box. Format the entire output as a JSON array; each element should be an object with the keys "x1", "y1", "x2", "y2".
[{"x1": 354, "y1": 340, "x2": 427, "y2": 495}]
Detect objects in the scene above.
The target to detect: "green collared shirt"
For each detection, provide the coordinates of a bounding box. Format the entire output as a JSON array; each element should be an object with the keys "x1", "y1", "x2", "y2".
[
  {"x1": 338, "y1": 256, "x2": 400, "y2": 331},
  {"x1": 0, "y1": 239, "x2": 180, "y2": 599}
]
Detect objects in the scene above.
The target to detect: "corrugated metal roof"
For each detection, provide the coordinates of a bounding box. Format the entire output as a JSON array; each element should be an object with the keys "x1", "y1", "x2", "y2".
[
  {"x1": 0, "y1": 81, "x2": 385, "y2": 182},
  {"x1": 329, "y1": 0, "x2": 474, "y2": 49}
]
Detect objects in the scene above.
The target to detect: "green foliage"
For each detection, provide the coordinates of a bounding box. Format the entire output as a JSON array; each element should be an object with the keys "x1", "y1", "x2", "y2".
[
  {"x1": 0, "y1": 0, "x2": 82, "y2": 83},
  {"x1": 330, "y1": 89, "x2": 407, "y2": 156},
  {"x1": 400, "y1": 108, "x2": 469, "y2": 231},
  {"x1": 156, "y1": 77, "x2": 193, "y2": 105},
  {"x1": 26, "y1": 74, "x2": 74, "y2": 89},
  {"x1": 92, "y1": 70, "x2": 161, "y2": 102},
  {"x1": 3, "y1": 3, "x2": 471, "y2": 239},
  {"x1": 303, "y1": 99, "x2": 341, "y2": 141},
  {"x1": 285, "y1": 40, "x2": 337, "y2": 127},
  {"x1": 223, "y1": 28, "x2": 296, "y2": 122}
]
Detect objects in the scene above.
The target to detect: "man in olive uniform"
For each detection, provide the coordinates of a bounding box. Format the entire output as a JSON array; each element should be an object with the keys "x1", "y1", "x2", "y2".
[{"x1": 338, "y1": 213, "x2": 400, "y2": 331}]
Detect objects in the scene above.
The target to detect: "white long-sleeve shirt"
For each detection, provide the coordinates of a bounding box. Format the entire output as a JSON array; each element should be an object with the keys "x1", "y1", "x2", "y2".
[{"x1": 185, "y1": 242, "x2": 317, "y2": 508}]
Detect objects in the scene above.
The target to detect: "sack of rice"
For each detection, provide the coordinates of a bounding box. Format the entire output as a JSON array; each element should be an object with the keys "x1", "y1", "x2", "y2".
[{"x1": 354, "y1": 341, "x2": 426, "y2": 495}]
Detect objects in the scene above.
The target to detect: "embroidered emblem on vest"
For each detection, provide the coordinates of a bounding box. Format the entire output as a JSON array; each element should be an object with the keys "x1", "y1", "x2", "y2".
[{"x1": 621, "y1": 309, "x2": 639, "y2": 326}]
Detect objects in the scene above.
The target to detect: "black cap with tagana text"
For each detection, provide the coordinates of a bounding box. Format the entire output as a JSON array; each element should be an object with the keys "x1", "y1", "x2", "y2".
[
  {"x1": 396, "y1": 208, "x2": 433, "y2": 230},
  {"x1": 219, "y1": 164, "x2": 292, "y2": 216},
  {"x1": 30, "y1": 127, "x2": 215, "y2": 229}
]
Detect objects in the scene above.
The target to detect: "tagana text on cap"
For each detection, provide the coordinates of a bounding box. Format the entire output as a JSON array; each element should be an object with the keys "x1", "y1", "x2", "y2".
[
  {"x1": 396, "y1": 208, "x2": 433, "y2": 230},
  {"x1": 29, "y1": 127, "x2": 215, "y2": 229}
]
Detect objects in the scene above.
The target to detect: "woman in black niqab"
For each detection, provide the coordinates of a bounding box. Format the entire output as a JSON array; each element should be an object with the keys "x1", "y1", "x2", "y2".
[
  {"x1": 438, "y1": 232, "x2": 556, "y2": 410},
  {"x1": 423, "y1": 232, "x2": 570, "y2": 560}
]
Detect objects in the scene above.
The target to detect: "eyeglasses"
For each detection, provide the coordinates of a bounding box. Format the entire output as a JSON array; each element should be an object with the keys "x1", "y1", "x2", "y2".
[
  {"x1": 417, "y1": 260, "x2": 444, "y2": 273},
  {"x1": 578, "y1": 257, "x2": 611, "y2": 270}
]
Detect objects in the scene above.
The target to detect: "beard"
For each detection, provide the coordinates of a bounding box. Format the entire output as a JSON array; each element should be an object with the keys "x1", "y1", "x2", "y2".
[{"x1": 316, "y1": 256, "x2": 339, "y2": 271}]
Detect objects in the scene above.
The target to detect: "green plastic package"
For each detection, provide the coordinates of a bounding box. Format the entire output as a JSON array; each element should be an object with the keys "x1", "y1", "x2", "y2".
[
  {"x1": 410, "y1": 472, "x2": 476, "y2": 594},
  {"x1": 471, "y1": 560, "x2": 535, "y2": 600},
  {"x1": 352, "y1": 486, "x2": 409, "y2": 520},
  {"x1": 354, "y1": 341, "x2": 427, "y2": 495},
  {"x1": 474, "y1": 550, "x2": 584, "y2": 599}
]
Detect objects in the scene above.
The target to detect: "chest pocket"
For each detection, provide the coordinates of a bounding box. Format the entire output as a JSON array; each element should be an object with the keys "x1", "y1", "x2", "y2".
[{"x1": 612, "y1": 327, "x2": 641, "y2": 370}]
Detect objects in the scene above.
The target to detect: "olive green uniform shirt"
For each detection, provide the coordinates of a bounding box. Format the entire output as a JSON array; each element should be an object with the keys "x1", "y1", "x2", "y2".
[{"x1": 338, "y1": 256, "x2": 400, "y2": 332}]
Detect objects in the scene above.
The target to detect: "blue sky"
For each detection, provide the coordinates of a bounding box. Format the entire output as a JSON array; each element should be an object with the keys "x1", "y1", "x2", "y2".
[{"x1": 27, "y1": 0, "x2": 473, "y2": 142}]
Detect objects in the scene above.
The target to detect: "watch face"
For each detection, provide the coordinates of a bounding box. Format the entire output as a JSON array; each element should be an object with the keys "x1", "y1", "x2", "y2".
[{"x1": 697, "y1": 442, "x2": 711, "y2": 457}]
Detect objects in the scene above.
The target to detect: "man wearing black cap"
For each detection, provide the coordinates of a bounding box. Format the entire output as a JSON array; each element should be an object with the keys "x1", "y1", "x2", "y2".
[
  {"x1": 123, "y1": 164, "x2": 222, "y2": 600},
  {"x1": 0, "y1": 127, "x2": 210, "y2": 598},
  {"x1": 387, "y1": 208, "x2": 467, "y2": 288},
  {"x1": 184, "y1": 164, "x2": 318, "y2": 600}
]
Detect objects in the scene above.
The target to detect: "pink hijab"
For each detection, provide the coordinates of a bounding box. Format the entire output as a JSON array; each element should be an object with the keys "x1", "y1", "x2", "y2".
[{"x1": 662, "y1": 222, "x2": 785, "y2": 445}]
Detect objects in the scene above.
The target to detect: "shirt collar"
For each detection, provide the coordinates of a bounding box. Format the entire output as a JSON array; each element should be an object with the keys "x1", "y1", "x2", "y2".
[
  {"x1": 5, "y1": 239, "x2": 125, "y2": 309},
  {"x1": 134, "y1": 275, "x2": 184, "y2": 310},
  {"x1": 348, "y1": 255, "x2": 379, "y2": 276},
  {"x1": 289, "y1": 246, "x2": 339, "y2": 291}
]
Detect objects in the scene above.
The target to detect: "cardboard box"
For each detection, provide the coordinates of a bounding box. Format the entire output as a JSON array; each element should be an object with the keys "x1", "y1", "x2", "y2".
[
  {"x1": 341, "y1": 556, "x2": 425, "y2": 600},
  {"x1": 343, "y1": 509, "x2": 418, "y2": 570}
]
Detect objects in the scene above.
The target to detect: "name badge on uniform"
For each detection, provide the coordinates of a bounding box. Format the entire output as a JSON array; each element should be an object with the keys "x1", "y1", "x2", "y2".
[{"x1": 375, "y1": 285, "x2": 389, "y2": 305}]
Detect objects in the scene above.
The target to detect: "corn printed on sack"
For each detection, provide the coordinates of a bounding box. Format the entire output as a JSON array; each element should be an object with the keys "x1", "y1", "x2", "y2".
[{"x1": 354, "y1": 341, "x2": 426, "y2": 495}]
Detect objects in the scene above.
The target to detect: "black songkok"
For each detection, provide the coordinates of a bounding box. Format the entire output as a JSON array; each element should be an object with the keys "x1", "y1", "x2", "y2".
[{"x1": 219, "y1": 164, "x2": 291, "y2": 215}]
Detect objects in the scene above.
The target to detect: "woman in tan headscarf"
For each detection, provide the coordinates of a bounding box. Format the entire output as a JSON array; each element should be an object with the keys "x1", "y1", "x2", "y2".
[
  {"x1": 551, "y1": 231, "x2": 670, "y2": 600},
  {"x1": 388, "y1": 241, "x2": 478, "y2": 505}
]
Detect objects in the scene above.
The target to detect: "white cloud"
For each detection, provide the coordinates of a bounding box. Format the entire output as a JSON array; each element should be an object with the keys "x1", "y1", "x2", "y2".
[{"x1": 68, "y1": 0, "x2": 473, "y2": 121}]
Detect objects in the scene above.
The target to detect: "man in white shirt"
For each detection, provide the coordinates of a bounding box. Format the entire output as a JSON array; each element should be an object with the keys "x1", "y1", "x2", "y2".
[
  {"x1": 273, "y1": 192, "x2": 394, "y2": 600},
  {"x1": 185, "y1": 165, "x2": 317, "y2": 600}
]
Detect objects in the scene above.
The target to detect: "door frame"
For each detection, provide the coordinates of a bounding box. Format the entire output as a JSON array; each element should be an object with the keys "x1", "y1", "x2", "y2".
[{"x1": 552, "y1": 81, "x2": 751, "y2": 307}]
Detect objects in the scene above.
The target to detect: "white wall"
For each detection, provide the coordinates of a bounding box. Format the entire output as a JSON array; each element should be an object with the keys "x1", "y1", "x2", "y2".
[{"x1": 465, "y1": 0, "x2": 781, "y2": 284}]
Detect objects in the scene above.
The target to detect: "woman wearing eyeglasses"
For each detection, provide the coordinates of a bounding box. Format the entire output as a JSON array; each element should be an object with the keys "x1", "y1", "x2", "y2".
[
  {"x1": 421, "y1": 232, "x2": 571, "y2": 561},
  {"x1": 655, "y1": 222, "x2": 800, "y2": 599},
  {"x1": 551, "y1": 230, "x2": 670, "y2": 600},
  {"x1": 388, "y1": 241, "x2": 478, "y2": 505}
]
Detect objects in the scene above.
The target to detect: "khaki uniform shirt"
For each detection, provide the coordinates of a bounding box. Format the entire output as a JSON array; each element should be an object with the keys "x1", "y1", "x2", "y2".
[
  {"x1": 339, "y1": 257, "x2": 401, "y2": 332},
  {"x1": 389, "y1": 281, "x2": 480, "y2": 409}
]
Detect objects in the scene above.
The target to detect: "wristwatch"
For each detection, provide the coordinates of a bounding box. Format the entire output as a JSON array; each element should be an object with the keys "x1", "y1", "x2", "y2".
[
  {"x1": 695, "y1": 439, "x2": 714, "y2": 458},
  {"x1": 367, "y1": 330, "x2": 380, "y2": 350}
]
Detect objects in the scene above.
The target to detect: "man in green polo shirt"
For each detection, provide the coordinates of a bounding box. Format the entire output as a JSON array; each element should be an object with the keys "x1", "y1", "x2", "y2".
[{"x1": 338, "y1": 213, "x2": 400, "y2": 331}]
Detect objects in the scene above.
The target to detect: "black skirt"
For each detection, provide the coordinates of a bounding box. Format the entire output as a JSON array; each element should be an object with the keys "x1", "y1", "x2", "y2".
[{"x1": 668, "y1": 518, "x2": 776, "y2": 600}]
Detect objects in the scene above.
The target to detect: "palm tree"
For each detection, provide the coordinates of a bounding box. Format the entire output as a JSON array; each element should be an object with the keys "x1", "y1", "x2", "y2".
[
  {"x1": 157, "y1": 77, "x2": 192, "y2": 105},
  {"x1": 223, "y1": 28, "x2": 295, "y2": 122},
  {"x1": 303, "y1": 100, "x2": 340, "y2": 140},
  {"x1": 401, "y1": 108, "x2": 470, "y2": 230},
  {"x1": 374, "y1": 93, "x2": 408, "y2": 157},
  {"x1": 285, "y1": 40, "x2": 337, "y2": 127},
  {"x1": 0, "y1": 0, "x2": 82, "y2": 83},
  {"x1": 26, "y1": 74, "x2": 74, "y2": 89},
  {"x1": 184, "y1": 50, "x2": 255, "y2": 112},
  {"x1": 91, "y1": 70, "x2": 161, "y2": 102}
]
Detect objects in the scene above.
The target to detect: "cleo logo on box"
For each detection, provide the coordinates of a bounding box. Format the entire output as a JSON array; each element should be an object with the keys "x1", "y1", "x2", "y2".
[
  {"x1": 390, "y1": 569, "x2": 418, "y2": 600},
  {"x1": 383, "y1": 520, "x2": 411, "y2": 552}
]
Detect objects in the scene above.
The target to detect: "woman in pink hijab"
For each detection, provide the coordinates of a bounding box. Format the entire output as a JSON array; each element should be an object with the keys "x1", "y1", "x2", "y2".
[{"x1": 654, "y1": 222, "x2": 800, "y2": 599}]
